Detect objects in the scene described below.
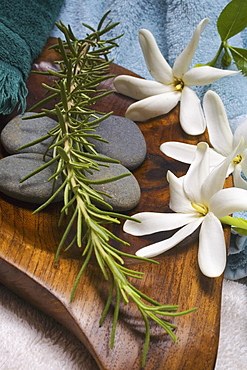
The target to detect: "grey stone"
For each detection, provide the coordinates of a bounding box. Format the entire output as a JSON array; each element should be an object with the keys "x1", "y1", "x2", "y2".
[
  {"x1": 87, "y1": 115, "x2": 146, "y2": 170},
  {"x1": 0, "y1": 153, "x2": 63, "y2": 204},
  {"x1": 86, "y1": 161, "x2": 141, "y2": 212},
  {"x1": 0, "y1": 113, "x2": 142, "y2": 211},
  {"x1": 1, "y1": 112, "x2": 57, "y2": 155}
]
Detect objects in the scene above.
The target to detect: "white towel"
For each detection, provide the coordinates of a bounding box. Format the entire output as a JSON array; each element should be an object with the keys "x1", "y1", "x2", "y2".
[{"x1": 0, "y1": 280, "x2": 246, "y2": 369}]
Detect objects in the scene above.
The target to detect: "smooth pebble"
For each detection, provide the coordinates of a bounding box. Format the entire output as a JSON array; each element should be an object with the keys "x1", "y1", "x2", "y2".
[
  {"x1": 86, "y1": 161, "x2": 141, "y2": 212},
  {"x1": 87, "y1": 115, "x2": 146, "y2": 170},
  {"x1": 0, "y1": 153, "x2": 63, "y2": 204},
  {"x1": 1, "y1": 112, "x2": 57, "y2": 155},
  {"x1": 0, "y1": 113, "x2": 143, "y2": 210}
]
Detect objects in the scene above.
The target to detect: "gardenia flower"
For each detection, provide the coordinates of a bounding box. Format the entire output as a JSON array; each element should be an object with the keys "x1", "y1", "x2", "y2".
[
  {"x1": 161, "y1": 90, "x2": 247, "y2": 189},
  {"x1": 123, "y1": 142, "x2": 247, "y2": 278},
  {"x1": 113, "y1": 19, "x2": 238, "y2": 136}
]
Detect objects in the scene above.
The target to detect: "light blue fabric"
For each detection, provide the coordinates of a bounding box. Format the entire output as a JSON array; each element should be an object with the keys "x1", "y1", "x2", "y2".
[
  {"x1": 225, "y1": 230, "x2": 247, "y2": 280},
  {"x1": 164, "y1": 0, "x2": 247, "y2": 131},
  {"x1": 51, "y1": 0, "x2": 247, "y2": 127},
  {"x1": 51, "y1": 0, "x2": 168, "y2": 79},
  {"x1": 51, "y1": 0, "x2": 247, "y2": 279}
]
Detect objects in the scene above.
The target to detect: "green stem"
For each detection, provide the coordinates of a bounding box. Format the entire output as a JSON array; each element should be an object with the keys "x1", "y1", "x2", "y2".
[
  {"x1": 206, "y1": 41, "x2": 224, "y2": 67},
  {"x1": 220, "y1": 215, "x2": 244, "y2": 228}
]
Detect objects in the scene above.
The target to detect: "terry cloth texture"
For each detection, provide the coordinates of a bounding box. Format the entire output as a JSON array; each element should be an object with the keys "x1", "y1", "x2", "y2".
[
  {"x1": 51, "y1": 0, "x2": 247, "y2": 128},
  {"x1": 0, "y1": 280, "x2": 246, "y2": 369},
  {"x1": 52, "y1": 0, "x2": 247, "y2": 280},
  {"x1": 0, "y1": 0, "x2": 64, "y2": 115}
]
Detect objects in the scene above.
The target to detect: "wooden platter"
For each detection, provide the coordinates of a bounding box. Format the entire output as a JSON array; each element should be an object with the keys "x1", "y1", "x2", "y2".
[{"x1": 0, "y1": 38, "x2": 231, "y2": 369}]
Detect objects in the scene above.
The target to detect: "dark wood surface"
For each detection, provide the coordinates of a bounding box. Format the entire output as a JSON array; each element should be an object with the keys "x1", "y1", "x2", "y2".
[{"x1": 0, "y1": 38, "x2": 231, "y2": 369}]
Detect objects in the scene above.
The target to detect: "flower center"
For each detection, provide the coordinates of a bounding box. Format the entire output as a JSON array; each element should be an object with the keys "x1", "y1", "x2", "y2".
[
  {"x1": 191, "y1": 202, "x2": 208, "y2": 216},
  {"x1": 173, "y1": 78, "x2": 184, "y2": 92},
  {"x1": 233, "y1": 154, "x2": 242, "y2": 165}
]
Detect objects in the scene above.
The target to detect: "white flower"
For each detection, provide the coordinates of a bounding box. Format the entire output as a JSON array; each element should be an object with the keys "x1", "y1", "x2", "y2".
[
  {"x1": 113, "y1": 19, "x2": 238, "y2": 136},
  {"x1": 123, "y1": 142, "x2": 247, "y2": 277},
  {"x1": 161, "y1": 90, "x2": 247, "y2": 189}
]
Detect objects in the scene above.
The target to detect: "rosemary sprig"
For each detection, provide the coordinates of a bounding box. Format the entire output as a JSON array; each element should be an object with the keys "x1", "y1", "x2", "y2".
[{"x1": 21, "y1": 13, "x2": 194, "y2": 366}]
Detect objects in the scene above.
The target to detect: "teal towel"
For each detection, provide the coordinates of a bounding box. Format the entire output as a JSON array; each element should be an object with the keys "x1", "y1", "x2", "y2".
[{"x1": 0, "y1": 0, "x2": 64, "y2": 115}]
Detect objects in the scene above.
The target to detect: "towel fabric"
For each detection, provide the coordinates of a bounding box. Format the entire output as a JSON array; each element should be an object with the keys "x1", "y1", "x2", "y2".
[
  {"x1": 0, "y1": 280, "x2": 246, "y2": 369},
  {"x1": 0, "y1": 0, "x2": 64, "y2": 115},
  {"x1": 51, "y1": 0, "x2": 247, "y2": 127},
  {"x1": 51, "y1": 0, "x2": 247, "y2": 280},
  {"x1": 50, "y1": 0, "x2": 169, "y2": 79}
]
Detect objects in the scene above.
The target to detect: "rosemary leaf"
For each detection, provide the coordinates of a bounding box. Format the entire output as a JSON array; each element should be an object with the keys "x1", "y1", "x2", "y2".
[
  {"x1": 20, "y1": 154, "x2": 60, "y2": 182},
  {"x1": 20, "y1": 13, "x2": 194, "y2": 364}
]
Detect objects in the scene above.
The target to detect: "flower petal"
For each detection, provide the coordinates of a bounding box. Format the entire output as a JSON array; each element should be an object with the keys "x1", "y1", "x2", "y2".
[
  {"x1": 233, "y1": 118, "x2": 247, "y2": 147},
  {"x1": 183, "y1": 66, "x2": 239, "y2": 86},
  {"x1": 209, "y1": 187, "x2": 247, "y2": 218},
  {"x1": 203, "y1": 90, "x2": 233, "y2": 156},
  {"x1": 113, "y1": 75, "x2": 172, "y2": 100},
  {"x1": 123, "y1": 211, "x2": 199, "y2": 236},
  {"x1": 135, "y1": 218, "x2": 203, "y2": 258},
  {"x1": 161, "y1": 142, "x2": 196, "y2": 163},
  {"x1": 239, "y1": 151, "x2": 247, "y2": 176},
  {"x1": 160, "y1": 141, "x2": 225, "y2": 168},
  {"x1": 167, "y1": 171, "x2": 195, "y2": 213},
  {"x1": 233, "y1": 164, "x2": 247, "y2": 189},
  {"x1": 201, "y1": 158, "x2": 232, "y2": 204},
  {"x1": 138, "y1": 29, "x2": 173, "y2": 84},
  {"x1": 227, "y1": 162, "x2": 235, "y2": 177},
  {"x1": 125, "y1": 92, "x2": 180, "y2": 122},
  {"x1": 173, "y1": 18, "x2": 209, "y2": 78},
  {"x1": 180, "y1": 87, "x2": 206, "y2": 135},
  {"x1": 183, "y1": 142, "x2": 209, "y2": 203},
  {"x1": 201, "y1": 138, "x2": 244, "y2": 204},
  {"x1": 198, "y1": 212, "x2": 226, "y2": 277}
]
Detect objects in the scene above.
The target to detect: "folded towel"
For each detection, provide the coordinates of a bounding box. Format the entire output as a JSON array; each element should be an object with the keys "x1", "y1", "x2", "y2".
[
  {"x1": 225, "y1": 225, "x2": 247, "y2": 280},
  {"x1": 0, "y1": 0, "x2": 64, "y2": 115}
]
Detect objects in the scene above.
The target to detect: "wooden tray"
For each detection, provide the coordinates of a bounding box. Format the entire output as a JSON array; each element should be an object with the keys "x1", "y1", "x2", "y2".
[{"x1": 0, "y1": 38, "x2": 230, "y2": 370}]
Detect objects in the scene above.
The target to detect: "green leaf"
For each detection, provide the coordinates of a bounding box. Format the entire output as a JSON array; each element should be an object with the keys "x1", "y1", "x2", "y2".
[
  {"x1": 232, "y1": 227, "x2": 247, "y2": 235},
  {"x1": 99, "y1": 275, "x2": 114, "y2": 326},
  {"x1": 57, "y1": 146, "x2": 70, "y2": 162},
  {"x1": 97, "y1": 10, "x2": 111, "y2": 31},
  {"x1": 229, "y1": 46, "x2": 247, "y2": 76},
  {"x1": 217, "y1": 0, "x2": 247, "y2": 41},
  {"x1": 27, "y1": 93, "x2": 59, "y2": 112},
  {"x1": 57, "y1": 37, "x2": 69, "y2": 67},
  {"x1": 81, "y1": 172, "x2": 130, "y2": 185},
  {"x1": 55, "y1": 104, "x2": 67, "y2": 134},
  {"x1": 110, "y1": 285, "x2": 120, "y2": 349},
  {"x1": 19, "y1": 155, "x2": 60, "y2": 182},
  {"x1": 18, "y1": 133, "x2": 51, "y2": 150},
  {"x1": 220, "y1": 215, "x2": 247, "y2": 231}
]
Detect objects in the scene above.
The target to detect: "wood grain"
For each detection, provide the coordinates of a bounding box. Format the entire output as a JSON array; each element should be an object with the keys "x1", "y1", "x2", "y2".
[{"x1": 0, "y1": 38, "x2": 231, "y2": 370}]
